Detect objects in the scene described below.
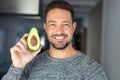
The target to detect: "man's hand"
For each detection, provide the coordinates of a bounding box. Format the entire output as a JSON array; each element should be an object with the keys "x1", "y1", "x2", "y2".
[{"x1": 10, "y1": 33, "x2": 42, "y2": 69}]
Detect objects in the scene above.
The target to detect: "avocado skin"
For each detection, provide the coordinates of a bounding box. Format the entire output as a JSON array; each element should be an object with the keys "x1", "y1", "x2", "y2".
[{"x1": 27, "y1": 27, "x2": 41, "y2": 52}]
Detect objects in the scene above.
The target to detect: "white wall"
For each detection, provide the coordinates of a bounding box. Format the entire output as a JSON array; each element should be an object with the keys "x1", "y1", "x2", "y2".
[
  {"x1": 86, "y1": 1, "x2": 102, "y2": 63},
  {"x1": 101, "y1": 0, "x2": 120, "y2": 80}
]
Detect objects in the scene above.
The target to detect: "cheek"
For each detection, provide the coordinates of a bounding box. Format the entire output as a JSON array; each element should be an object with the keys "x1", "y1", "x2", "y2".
[
  {"x1": 69, "y1": 30, "x2": 75, "y2": 39},
  {"x1": 71, "y1": 28, "x2": 75, "y2": 35},
  {"x1": 66, "y1": 29, "x2": 74, "y2": 36},
  {"x1": 46, "y1": 30, "x2": 53, "y2": 38}
]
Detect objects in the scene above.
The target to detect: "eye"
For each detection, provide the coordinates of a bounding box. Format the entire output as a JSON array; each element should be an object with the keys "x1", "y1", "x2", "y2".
[
  {"x1": 62, "y1": 23, "x2": 70, "y2": 27},
  {"x1": 50, "y1": 24, "x2": 55, "y2": 26},
  {"x1": 48, "y1": 23, "x2": 56, "y2": 27}
]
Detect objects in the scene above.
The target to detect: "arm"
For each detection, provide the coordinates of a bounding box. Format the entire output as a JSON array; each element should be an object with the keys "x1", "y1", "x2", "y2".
[
  {"x1": 1, "y1": 65, "x2": 24, "y2": 80},
  {"x1": 1, "y1": 33, "x2": 42, "y2": 80}
]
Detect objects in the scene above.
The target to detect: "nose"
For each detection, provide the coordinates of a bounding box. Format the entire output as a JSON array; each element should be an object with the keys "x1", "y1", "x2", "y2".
[{"x1": 56, "y1": 25, "x2": 64, "y2": 34}]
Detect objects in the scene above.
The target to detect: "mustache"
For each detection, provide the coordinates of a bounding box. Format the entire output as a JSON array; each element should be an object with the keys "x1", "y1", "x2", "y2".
[{"x1": 51, "y1": 33, "x2": 68, "y2": 37}]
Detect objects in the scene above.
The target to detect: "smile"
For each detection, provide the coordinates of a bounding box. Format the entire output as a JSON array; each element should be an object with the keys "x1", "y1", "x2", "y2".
[{"x1": 54, "y1": 36, "x2": 65, "y2": 40}]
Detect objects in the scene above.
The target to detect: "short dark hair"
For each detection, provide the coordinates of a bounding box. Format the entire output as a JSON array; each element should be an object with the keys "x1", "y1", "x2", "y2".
[{"x1": 45, "y1": 0, "x2": 74, "y2": 22}]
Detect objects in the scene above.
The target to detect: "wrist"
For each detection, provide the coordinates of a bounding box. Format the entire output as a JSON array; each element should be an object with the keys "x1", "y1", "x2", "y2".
[{"x1": 12, "y1": 63, "x2": 26, "y2": 69}]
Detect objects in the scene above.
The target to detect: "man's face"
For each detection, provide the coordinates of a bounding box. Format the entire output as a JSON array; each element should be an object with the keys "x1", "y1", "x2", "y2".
[{"x1": 44, "y1": 9, "x2": 76, "y2": 50}]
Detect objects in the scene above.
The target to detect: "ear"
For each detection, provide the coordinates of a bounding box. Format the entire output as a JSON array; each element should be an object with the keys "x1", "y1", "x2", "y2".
[
  {"x1": 72, "y1": 21, "x2": 77, "y2": 31},
  {"x1": 43, "y1": 23, "x2": 47, "y2": 31}
]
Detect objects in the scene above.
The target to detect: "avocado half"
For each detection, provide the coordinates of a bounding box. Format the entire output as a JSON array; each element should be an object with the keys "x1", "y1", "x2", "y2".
[{"x1": 27, "y1": 27, "x2": 41, "y2": 52}]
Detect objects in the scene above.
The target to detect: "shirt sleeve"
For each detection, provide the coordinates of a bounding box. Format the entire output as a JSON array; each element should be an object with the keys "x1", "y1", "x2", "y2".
[{"x1": 1, "y1": 64, "x2": 27, "y2": 80}]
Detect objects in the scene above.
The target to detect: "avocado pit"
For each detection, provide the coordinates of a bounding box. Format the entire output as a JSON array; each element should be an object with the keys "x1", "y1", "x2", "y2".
[{"x1": 30, "y1": 35, "x2": 37, "y2": 46}]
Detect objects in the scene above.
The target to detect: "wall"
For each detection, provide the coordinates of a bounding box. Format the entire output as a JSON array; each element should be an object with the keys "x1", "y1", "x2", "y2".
[
  {"x1": 101, "y1": 0, "x2": 120, "y2": 80},
  {"x1": 86, "y1": 1, "x2": 102, "y2": 63}
]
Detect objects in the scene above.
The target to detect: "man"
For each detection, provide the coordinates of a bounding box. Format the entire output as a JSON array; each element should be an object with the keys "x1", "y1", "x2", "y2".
[{"x1": 2, "y1": 0, "x2": 108, "y2": 80}]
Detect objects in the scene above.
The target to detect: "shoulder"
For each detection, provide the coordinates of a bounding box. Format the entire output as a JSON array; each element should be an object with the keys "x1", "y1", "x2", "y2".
[
  {"x1": 76, "y1": 51, "x2": 104, "y2": 73},
  {"x1": 77, "y1": 51, "x2": 100, "y2": 67},
  {"x1": 77, "y1": 51, "x2": 108, "y2": 79}
]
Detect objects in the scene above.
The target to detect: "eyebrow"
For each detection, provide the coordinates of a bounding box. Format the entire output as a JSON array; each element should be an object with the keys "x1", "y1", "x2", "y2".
[
  {"x1": 47, "y1": 21, "x2": 56, "y2": 24},
  {"x1": 62, "y1": 21, "x2": 72, "y2": 24},
  {"x1": 47, "y1": 21, "x2": 72, "y2": 24}
]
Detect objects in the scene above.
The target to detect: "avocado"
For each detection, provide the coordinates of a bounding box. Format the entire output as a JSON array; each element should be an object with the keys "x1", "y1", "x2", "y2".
[{"x1": 27, "y1": 27, "x2": 41, "y2": 52}]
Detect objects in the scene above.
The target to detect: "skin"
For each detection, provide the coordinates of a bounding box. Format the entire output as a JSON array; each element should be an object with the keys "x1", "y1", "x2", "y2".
[
  {"x1": 10, "y1": 8, "x2": 77, "y2": 69},
  {"x1": 10, "y1": 34, "x2": 42, "y2": 69},
  {"x1": 44, "y1": 8, "x2": 77, "y2": 59}
]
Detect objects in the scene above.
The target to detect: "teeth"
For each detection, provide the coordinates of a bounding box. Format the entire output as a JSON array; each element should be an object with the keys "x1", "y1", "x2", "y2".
[{"x1": 54, "y1": 36, "x2": 65, "y2": 40}]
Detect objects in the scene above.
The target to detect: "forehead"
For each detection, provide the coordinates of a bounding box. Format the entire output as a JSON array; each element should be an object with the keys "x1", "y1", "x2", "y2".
[
  {"x1": 46, "y1": 8, "x2": 72, "y2": 22},
  {"x1": 47, "y1": 21, "x2": 72, "y2": 25}
]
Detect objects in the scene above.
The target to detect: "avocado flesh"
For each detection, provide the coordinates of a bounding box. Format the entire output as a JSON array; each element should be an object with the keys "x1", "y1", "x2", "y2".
[{"x1": 27, "y1": 27, "x2": 41, "y2": 52}]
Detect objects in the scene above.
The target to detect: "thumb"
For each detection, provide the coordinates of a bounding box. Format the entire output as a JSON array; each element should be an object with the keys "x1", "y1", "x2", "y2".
[{"x1": 32, "y1": 46, "x2": 43, "y2": 57}]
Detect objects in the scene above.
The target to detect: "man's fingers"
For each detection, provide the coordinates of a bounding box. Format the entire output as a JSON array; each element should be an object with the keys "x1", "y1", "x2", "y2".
[
  {"x1": 16, "y1": 41, "x2": 26, "y2": 52},
  {"x1": 23, "y1": 33, "x2": 28, "y2": 39},
  {"x1": 37, "y1": 46, "x2": 43, "y2": 53},
  {"x1": 32, "y1": 46, "x2": 43, "y2": 56},
  {"x1": 10, "y1": 45, "x2": 22, "y2": 54},
  {"x1": 18, "y1": 33, "x2": 28, "y2": 50},
  {"x1": 20, "y1": 38, "x2": 27, "y2": 48}
]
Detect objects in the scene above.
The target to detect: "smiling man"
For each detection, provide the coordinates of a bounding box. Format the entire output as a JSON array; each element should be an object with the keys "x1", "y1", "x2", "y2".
[
  {"x1": 44, "y1": 8, "x2": 77, "y2": 59},
  {"x1": 2, "y1": 0, "x2": 108, "y2": 80}
]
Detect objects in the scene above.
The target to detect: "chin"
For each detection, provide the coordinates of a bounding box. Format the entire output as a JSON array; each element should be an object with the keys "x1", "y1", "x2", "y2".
[{"x1": 52, "y1": 42, "x2": 70, "y2": 50}]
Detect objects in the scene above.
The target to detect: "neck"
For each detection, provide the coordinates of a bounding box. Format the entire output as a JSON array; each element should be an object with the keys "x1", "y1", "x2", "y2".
[{"x1": 48, "y1": 44, "x2": 77, "y2": 59}]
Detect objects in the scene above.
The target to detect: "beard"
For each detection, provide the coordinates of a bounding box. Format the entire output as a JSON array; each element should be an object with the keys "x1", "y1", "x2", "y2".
[
  {"x1": 51, "y1": 40, "x2": 71, "y2": 50},
  {"x1": 48, "y1": 34, "x2": 72, "y2": 50}
]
